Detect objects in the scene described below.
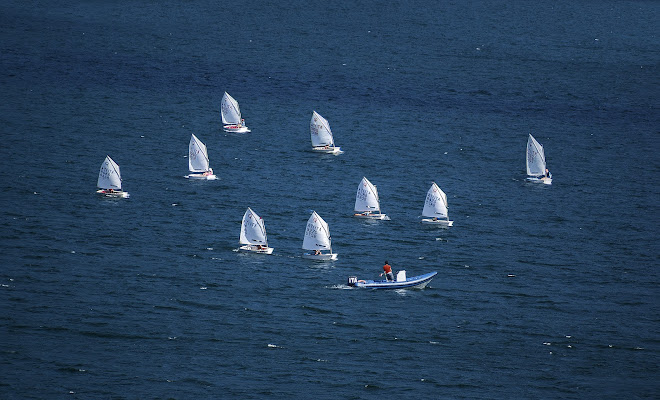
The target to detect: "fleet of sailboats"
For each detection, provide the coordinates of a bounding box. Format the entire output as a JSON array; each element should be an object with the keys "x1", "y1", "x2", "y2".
[
  {"x1": 302, "y1": 211, "x2": 337, "y2": 260},
  {"x1": 526, "y1": 134, "x2": 552, "y2": 185},
  {"x1": 96, "y1": 155, "x2": 129, "y2": 198},
  {"x1": 221, "y1": 92, "x2": 250, "y2": 133},
  {"x1": 239, "y1": 207, "x2": 273, "y2": 254},
  {"x1": 421, "y1": 182, "x2": 453, "y2": 227},
  {"x1": 185, "y1": 134, "x2": 217, "y2": 180},
  {"x1": 93, "y1": 97, "x2": 555, "y2": 288},
  {"x1": 353, "y1": 177, "x2": 389, "y2": 220},
  {"x1": 310, "y1": 111, "x2": 342, "y2": 154}
]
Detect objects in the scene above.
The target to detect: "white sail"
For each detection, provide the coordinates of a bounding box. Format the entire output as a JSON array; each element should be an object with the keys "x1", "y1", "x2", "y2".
[
  {"x1": 302, "y1": 211, "x2": 332, "y2": 251},
  {"x1": 422, "y1": 182, "x2": 449, "y2": 219},
  {"x1": 97, "y1": 155, "x2": 122, "y2": 190},
  {"x1": 188, "y1": 134, "x2": 210, "y2": 173},
  {"x1": 354, "y1": 177, "x2": 381, "y2": 213},
  {"x1": 310, "y1": 111, "x2": 335, "y2": 147},
  {"x1": 240, "y1": 208, "x2": 269, "y2": 246},
  {"x1": 526, "y1": 134, "x2": 546, "y2": 177},
  {"x1": 221, "y1": 92, "x2": 242, "y2": 125}
]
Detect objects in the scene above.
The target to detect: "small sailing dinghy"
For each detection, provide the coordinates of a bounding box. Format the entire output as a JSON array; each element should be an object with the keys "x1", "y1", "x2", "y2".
[
  {"x1": 353, "y1": 177, "x2": 389, "y2": 220},
  {"x1": 348, "y1": 270, "x2": 437, "y2": 290},
  {"x1": 221, "y1": 92, "x2": 250, "y2": 133},
  {"x1": 302, "y1": 211, "x2": 338, "y2": 260},
  {"x1": 185, "y1": 134, "x2": 217, "y2": 180},
  {"x1": 239, "y1": 207, "x2": 273, "y2": 254},
  {"x1": 96, "y1": 155, "x2": 129, "y2": 198},
  {"x1": 421, "y1": 182, "x2": 453, "y2": 227},
  {"x1": 526, "y1": 134, "x2": 552, "y2": 185},
  {"x1": 310, "y1": 111, "x2": 342, "y2": 154}
]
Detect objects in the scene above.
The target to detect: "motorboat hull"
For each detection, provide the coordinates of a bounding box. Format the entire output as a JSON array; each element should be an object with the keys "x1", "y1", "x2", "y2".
[{"x1": 348, "y1": 271, "x2": 437, "y2": 290}]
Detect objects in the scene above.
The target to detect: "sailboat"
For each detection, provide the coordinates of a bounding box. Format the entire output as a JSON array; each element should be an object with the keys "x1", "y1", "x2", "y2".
[
  {"x1": 526, "y1": 134, "x2": 552, "y2": 185},
  {"x1": 421, "y1": 182, "x2": 453, "y2": 226},
  {"x1": 353, "y1": 177, "x2": 389, "y2": 220},
  {"x1": 239, "y1": 207, "x2": 273, "y2": 254},
  {"x1": 221, "y1": 92, "x2": 250, "y2": 133},
  {"x1": 185, "y1": 134, "x2": 217, "y2": 180},
  {"x1": 302, "y1": 211, "x2": 338, "y2": 260},
  {"x1": 310, "y1": 111, "x2": 342, "y2": 154},
  {"x1": 96, "y1": 155, "x2": 129, "y2": 198}
]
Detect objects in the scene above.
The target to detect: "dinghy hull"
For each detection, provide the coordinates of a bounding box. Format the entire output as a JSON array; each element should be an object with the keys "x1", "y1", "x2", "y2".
[
  {"x1": 311, "y1": 146, "x2": 342, "y2": 154},
  {"x1": 239, "y1": 245, "x2": 273, "y2": 254},
  {"x1": 353, "y1": 212, "x2": 389, "y2": 220},
  {"x1": 186, "y1": 173, "x2": 217, "y2": 180},
  {"x1": 526, "y1": 176, "x2": 552, "y2": 185},
  {"x1": 348, "y1": 271, "x2": 437, "y2": 290},
  {"x1": 96, "y1": 189, "x2": 129, "y2": 198},
  {"x1": 302, "y1": 252, "x2": 338, "y2": 261},
  {"x1": 223, "y1": 125, "x2": 250, "y2": 133},
  {"x1": 421, "y1": 218, "x2": 453, "y2": 227}
]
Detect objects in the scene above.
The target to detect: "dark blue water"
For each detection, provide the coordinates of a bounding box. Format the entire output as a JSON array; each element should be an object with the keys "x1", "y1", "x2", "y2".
[{"x1": 1, "y1": 1, "x2": 658, "y2": 398}]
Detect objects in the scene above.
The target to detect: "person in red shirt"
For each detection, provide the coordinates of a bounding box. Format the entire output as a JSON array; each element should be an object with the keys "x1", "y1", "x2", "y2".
[{"x1": 381, "y1": 261, "x2": 394, "y2": 281}]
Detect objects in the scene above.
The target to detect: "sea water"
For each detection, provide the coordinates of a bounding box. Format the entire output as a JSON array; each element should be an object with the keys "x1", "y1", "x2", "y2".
[{"x1": 0, "y1": 1, "x2": 658, "y2": 399}]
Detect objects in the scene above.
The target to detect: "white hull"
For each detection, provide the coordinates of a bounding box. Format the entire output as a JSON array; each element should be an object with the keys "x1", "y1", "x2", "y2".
[
  {"x1": 421, "y1": 218, "x2": 453, "y2": 227},
  {"x1": 239, "y1": 244, "x2": 273, "y2": 254},
  {"x1": 96, "y1": 189, "x2": 129, "y2": 198},
  {"x1": 302, "y1": 252, "x2": 338, "y2": 261},
  {"x1": 526, "y1": 176, "x2": 552, "y2": 185},
  {"x1": 223, "y1": 125, "x2": 250, "y2": 133},
  {"x1": 353, "y1": 212, "x2": 389, "y2": 220},
  {"x1": 186, "y1": 173, "x2": 217, "y2": 180},
  {"x1": 312, "y1": 146, "x2": 342, "y2": 154}
]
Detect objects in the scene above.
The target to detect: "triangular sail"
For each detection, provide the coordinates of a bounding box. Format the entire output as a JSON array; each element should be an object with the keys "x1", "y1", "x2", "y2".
[
  {"x1": 221, "y1": 92, "x2": 242, "y2": 125},
  {"x1": 97, "y1": 155, "x2": 122, "y2": 190},
  {"x1": 240, "y1": 208, "x2": 268, "y2": 246},
  {"x1": 354, "y1": 177, "x2": 381, "y2": 213},
  {"x1": 310, "y1": 111, "x2": 335, "y2": 147},
  {"x1": 422, "y1": 182, "x2": 449, "y2": 219},
  {"x1": 302, "y1": 211, "x2": 332, "y2": 251},
  {"x1": 188, "y1": 134, "x2": 210, "y2": 172},
  {"x1": 526, "y1": 134, "x2": 546, "y2": 176}
]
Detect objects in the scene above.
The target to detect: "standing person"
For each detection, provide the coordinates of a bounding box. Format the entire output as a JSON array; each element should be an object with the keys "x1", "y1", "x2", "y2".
[{"x1": 381, "y1": 260, "x2": 394, "y2": 281}]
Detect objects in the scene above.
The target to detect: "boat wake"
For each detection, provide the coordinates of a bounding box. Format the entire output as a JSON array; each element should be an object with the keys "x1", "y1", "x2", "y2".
[{"x1": 329, "y1": 284, "x2": 352, "y2": 290}]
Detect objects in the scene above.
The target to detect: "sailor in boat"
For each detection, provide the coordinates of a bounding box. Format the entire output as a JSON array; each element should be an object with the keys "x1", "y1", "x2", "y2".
[
  {"x1": 231, "y1": 119, "x2": 245, "y2": 129},
  {"x1": 203, "y1": 168, "x2": 214, "y2": 176},
  {"x1": 544, "y1": 168, "x2": 552, "y2": 179},
  {"x1": 314, "y1": 249, "x2": 321, "y2": 256},
  {"x1": 380, "y1": 261, "x2": 394, "y2": 281}
]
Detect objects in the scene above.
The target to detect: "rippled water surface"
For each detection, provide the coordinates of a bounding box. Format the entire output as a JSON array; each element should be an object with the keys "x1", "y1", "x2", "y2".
[{"x1": 1, "y1": 1, "x2": 658, "y2": 399}]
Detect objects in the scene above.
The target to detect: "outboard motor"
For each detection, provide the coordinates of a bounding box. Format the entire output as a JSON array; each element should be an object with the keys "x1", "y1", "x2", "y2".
[{"x1": 347, "y1": 276, "x2": 358, "y2": 286}]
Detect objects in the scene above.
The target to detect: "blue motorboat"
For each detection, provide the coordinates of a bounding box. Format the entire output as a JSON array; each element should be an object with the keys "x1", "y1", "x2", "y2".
[{"x1": 347, "y1": 270, "x2": 437, "y2": 290}]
